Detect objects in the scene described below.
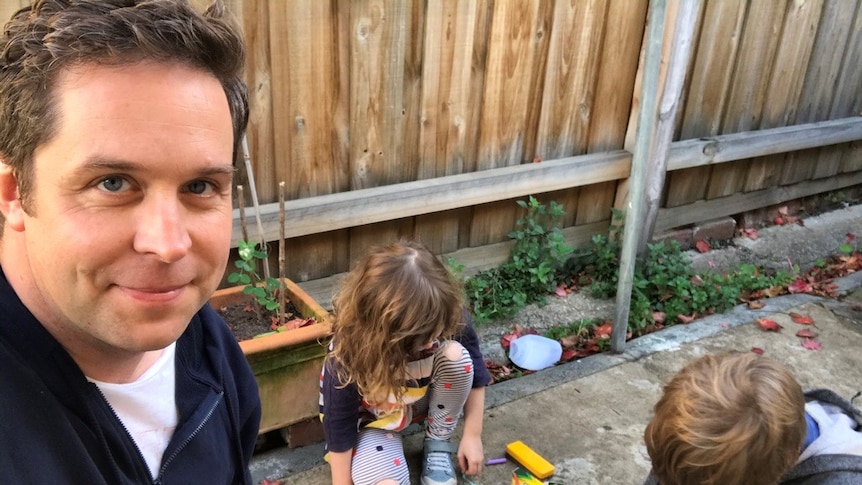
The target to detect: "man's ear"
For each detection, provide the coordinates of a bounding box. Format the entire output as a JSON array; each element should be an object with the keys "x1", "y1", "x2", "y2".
[{"x1": 0, "y1": 162, "x2": 26, "y2": 232}]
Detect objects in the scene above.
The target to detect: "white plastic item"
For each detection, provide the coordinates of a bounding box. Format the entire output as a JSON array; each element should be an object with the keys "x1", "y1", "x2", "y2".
[{"x1": 508, "y1": 334, "x2": 563, "y2": 371}]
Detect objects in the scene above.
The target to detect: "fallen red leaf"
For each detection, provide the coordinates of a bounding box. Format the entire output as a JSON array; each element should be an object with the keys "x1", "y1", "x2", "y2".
[
  {"x1": 554, "y1": 284, "x2": 567, "y2": 297},
  {"x1": 741, "y1": 227, "x2": 760, "y2": 240},
  {"x1": 801, "y1": 338, "x2": 822, "y2": 351},
  {"x1": 500, "y1": 332, "x2": 518, "y2": 351},
  {"x1": 774, "y1": 216, "x2": 785, "y2": 225},
  {"x1": 484, "y1": 360, "x2": 514, "y2": 382},
  {"x1": 560, "y1": 349, "x2": 579, "y2": 361},
  {"x1": 789, "y1": 312, "x2": 815, "y2": 325},
  {"x1": 796, "y1": 328, "x2": 818, "y2": 338},
  {"x1": 284, "y1": 317, "x2": 315, "y2": 330},
  {"x1": 847, "y1": 233, "x2": 857, "y2": 242},
  {"x1": 695, "y1": 240, "x2": 711, "y2": 253},
  {"x1": 500, "y1": 324, "x2": 538, "y2": 350},
  {"x1": 778, "y1": 206, "x2": 789, "y2": 216},
  {"x1": 262, "y1": 480, "x2": 282, "y2": 485},
  {"x1": 594, "y1": 322, "x2": 614, "y2": 339},
  {"x1": 652, "y1": 311, "x2": 666, "y2": 324},
  {"x1": 751, "y1": 347, "x2": 764, "y2": 355},
  {"x1": 532, "y1": 156, "x2": 542, "y2": 163},
  {"x1": 787, "y1": 279, "x2": 813, "y2": 294},
  {"x1": 756, "y1": 318, "x2": 782, "y2": 332}
]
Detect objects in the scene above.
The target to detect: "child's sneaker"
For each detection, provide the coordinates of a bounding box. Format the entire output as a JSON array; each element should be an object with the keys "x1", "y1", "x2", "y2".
[{"x1": 421, "y1": 439, "x2": 458, "y2": 485}]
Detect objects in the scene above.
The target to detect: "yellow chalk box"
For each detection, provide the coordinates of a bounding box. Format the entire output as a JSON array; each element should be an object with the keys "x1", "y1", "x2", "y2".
[{"x1": 506, "y1": 440, "x2": 555, "y2": 479}]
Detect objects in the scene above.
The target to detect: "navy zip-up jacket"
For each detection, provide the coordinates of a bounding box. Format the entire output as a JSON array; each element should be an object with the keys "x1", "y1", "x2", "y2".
[{"x1": 0, "y1": 268, "x2": 261, "y2": 484}]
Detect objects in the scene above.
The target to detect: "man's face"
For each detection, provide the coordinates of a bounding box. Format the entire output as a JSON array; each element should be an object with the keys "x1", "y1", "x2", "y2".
[{"x1": 6, "y1": 61, "x2": 235, "y2": 359}]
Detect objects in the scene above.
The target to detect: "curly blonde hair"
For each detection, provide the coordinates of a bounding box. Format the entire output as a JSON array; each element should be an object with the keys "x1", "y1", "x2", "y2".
[
  {"x1": 644, "y1": 352, "x2": 806, "y2": 485},
  {"x1": 328, "y1": 240, "x2": 465, "y2": 405}
]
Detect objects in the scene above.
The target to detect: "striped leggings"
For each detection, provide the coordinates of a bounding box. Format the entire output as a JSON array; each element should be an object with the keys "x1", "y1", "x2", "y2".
[{"x1": 351, "y1": 341, "x2": 474, "y2": 485}]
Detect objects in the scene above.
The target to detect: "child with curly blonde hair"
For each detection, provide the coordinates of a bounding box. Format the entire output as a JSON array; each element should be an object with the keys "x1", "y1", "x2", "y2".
[
  {"x1": 643, "y1": 352, "x2": 862, "y2": 485},
  {"x1": 319, "y1": 240, "x2": 491, "y2": 485}
]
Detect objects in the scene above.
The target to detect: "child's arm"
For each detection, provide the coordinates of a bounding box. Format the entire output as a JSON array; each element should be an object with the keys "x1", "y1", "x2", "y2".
[
  {"x1": 321, "y1": 357, "x2": 361, "y2": 485},
  {"x1": 329, "y1": 449, "x2": 354, "y2": 485},
  {"x1": 458, "y1": 386, "x2": 486, "y2": 476}
]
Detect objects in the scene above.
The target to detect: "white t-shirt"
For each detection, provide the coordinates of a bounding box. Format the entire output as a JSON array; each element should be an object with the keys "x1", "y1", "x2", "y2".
[
  {"x1": 799, "y1": 399, "x2": 862, "y2": 462},
  {"x1": 88, "y1": 343, "x2": 179, "y2": 479}
]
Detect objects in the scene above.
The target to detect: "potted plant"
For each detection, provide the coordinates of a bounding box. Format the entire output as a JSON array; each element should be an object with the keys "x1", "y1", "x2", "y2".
[
  {"x1": 211, "y1": 182, "x2": 332, "y2": 445},
  {"x1": 210, "y1": 275, "x2": 330, "y2": 440}
]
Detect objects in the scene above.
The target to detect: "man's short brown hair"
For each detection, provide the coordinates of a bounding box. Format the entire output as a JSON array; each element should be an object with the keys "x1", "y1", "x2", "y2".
[
  {"x1": 644, "y1": 352, "x2": 807, "y2": 485},
  {"x1": 0, "y1": 0, "x2": 247, "y2": 224}
]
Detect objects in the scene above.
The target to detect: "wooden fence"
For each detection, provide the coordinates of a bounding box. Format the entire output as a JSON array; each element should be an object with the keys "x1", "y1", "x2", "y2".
[
  {"x1": 2, "y1": 1, "x2": 860, "y2": 303},
  {"x1": 221, "y1": 0, "x2": 862, "y2": 299}
]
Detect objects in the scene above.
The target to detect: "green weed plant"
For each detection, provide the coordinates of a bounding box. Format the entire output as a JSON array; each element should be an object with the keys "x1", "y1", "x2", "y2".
[
  {"x1": 227, "y1": 240, "x2": 281, "y2": 314},
  {"x1": 452, "y1": 196, "x2": 573, "y2": 323},
  {"x1": 584, "y1": 216, "x2": 792, "y2": 333}
]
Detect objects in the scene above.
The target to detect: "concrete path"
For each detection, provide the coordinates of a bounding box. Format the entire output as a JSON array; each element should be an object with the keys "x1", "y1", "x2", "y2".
[
  {"x1": 252, "y1": 276, "x2": 862, "y2": 484},
  {"x1": 250, "y1": 204, "x2": 862, "y2": 484}
]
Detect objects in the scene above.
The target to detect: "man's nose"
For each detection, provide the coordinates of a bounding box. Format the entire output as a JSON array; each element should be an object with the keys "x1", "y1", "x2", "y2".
[{"x1": 132, "y1": 194, "x2": 191, "y2": 263}]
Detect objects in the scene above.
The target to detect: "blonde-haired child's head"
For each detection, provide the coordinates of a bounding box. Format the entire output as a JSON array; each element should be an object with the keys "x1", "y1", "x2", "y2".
[
  {"x1": 644, "y1": 352, "x2": 806, "y2": 485},
  {"x1": 329, "y1": 239, "x2": 464, "y2": 404}
]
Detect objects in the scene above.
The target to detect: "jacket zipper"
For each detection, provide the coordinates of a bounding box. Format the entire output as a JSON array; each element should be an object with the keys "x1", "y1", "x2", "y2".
[
  {"x1": 91, "y1": 383, "x2": 153, "y2": 483},
  {"x1": 153, "y1": 391, "x2": 224, "y2": 485}
]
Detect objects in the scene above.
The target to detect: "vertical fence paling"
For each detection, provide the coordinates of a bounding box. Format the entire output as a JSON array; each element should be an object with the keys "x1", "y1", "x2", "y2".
[{"x1": 612, "y1": 0, "x2": 667, "y2": 353}]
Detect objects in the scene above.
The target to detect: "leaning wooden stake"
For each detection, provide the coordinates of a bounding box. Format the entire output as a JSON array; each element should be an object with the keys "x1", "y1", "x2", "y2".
[
  {"x1": 612, "y1": 0, "x2": 667, "y2": 353},
  {"x1": 237, "y1": 185, "x2": 249, "y2": 242},
  {"x1": 640, "y1": 0, "x2": 700, "y2": 256},
  {"x1": 241, "y1": 135, "x2": 270, "y2": 280},
  {"x1": 278, "y1": 181, "x2": 286, "y2": 327}
]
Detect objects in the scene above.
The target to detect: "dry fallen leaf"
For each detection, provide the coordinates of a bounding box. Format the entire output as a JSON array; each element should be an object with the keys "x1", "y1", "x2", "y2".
[
  {"x1": 796, "y1": 328, "x2": 818, "y2": 338},
  {"x1": 789, "y1": 312, "x2": 815, "y2": 325},
  {"x1": 748, "y1": 300, "x2": 766, "y2": 309},
  {"x1": 695, "y1": 240, "x2": 711, "y2": 253},
  {"x1": 554, "y1": 284, "x2": 568, "y2": 297},
  {"x1": 677, "y1": 314, "x2": 696, "y2": 324},
  {"x1": 756, "y1": 318, "x2": 783, "y2": 332},
  {"x1": 801, "y1": 338, "x2": 823, "y2": 351},
  {"x1": 751, "y1": 347, "x2": 765, "y2": 355}
]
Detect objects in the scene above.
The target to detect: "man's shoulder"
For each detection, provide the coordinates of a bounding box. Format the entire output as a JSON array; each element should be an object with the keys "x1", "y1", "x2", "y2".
[
  {"x1": 783, "y1": 454, "x2": 862, "y2": 485},
  {"x1": 804, "y1": 388, "x2": 862, "y2": 421}
]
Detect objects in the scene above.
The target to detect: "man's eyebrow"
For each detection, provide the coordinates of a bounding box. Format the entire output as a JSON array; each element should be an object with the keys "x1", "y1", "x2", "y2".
[{"x1": 72, "y1": 158, "x2": 236, "y2": 176}]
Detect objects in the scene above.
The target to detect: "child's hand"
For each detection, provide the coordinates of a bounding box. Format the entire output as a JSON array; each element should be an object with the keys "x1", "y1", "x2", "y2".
[{"x1": 458, "y1": 434, "x2": 484, "y2": 476}]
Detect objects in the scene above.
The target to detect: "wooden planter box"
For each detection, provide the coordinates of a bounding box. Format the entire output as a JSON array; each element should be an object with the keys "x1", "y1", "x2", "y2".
[{"x1": 209, "y1": 278, "x2": 331, "y2": 437}]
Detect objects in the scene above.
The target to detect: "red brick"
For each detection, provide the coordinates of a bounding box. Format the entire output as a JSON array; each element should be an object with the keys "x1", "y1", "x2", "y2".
[
  {"x1": 653, "y1": 228, "x2": 693, "y2": 250},
  {"x1": 692, "y1": 217, "x2": 736, "y2": 242},
  {"x1": 279, "y1": 418, "x2": 325, "y2": 449}
]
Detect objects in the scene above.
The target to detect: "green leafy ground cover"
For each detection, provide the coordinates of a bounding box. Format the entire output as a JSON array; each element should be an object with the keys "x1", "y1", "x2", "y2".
[{"x1": 451, "y1": 198, "x2": 861, "y2": 383}]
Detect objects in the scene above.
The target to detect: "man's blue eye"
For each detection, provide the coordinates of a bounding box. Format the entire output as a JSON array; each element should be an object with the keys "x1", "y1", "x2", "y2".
[
  {"x1": 188, "y1": 180, "x2": 209, "y2": 194},
  {"x1": 101, "y1": 177, "x2": 125, "y2": 192}
]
